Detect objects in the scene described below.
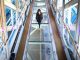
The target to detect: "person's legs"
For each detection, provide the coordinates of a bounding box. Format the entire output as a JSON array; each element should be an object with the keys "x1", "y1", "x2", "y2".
[
  {"x1": 37, "y1": 20, "x2": 41, "y2": 28},
  {"x1": 39, "y1": 23, "x2": 40, "y2": 28},
  {"x1": 38, "y1": 22, "x2": 40, "y2": 28}
]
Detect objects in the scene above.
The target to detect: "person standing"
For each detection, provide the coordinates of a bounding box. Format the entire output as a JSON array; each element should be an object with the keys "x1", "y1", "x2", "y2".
[{"x1": 36, "y1": 9, "x2": 43, "y2": 28}]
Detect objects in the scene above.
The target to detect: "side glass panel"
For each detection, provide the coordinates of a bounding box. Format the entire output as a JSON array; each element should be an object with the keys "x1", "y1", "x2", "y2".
[
  {"x1": 5, "y1": 6, "x2": 11, "y2": 25},
  {"x1": 64, "y1": 3, "x2": 78, "y2": 42}
]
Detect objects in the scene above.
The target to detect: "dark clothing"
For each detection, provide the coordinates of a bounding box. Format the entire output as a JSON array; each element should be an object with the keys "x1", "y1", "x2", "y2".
[{"x1": 36, "y1": 11, "x2": 43, "y2": 28}]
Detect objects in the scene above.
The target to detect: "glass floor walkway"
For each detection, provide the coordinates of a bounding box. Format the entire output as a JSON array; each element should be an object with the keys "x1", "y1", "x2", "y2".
[{"x1": 26, "y1": 0, "x2": 57, "y2": 60}]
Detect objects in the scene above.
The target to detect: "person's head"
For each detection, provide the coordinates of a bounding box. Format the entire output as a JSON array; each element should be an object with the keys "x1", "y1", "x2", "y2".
[{"x1": 37, "y1": 9, "x2": 41, "y2": 14}]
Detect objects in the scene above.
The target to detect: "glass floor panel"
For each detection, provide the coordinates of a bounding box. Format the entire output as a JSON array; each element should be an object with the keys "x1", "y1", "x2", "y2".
[
  {"x1": 27, "y1": 43, "x2": 54, "y2": 60},
  {"x1": 29, "y1": 24, "x2": 51, "y2": 42},
  {"x1": 26, "y1": 0, "x2": 54, "y2": 60}
]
